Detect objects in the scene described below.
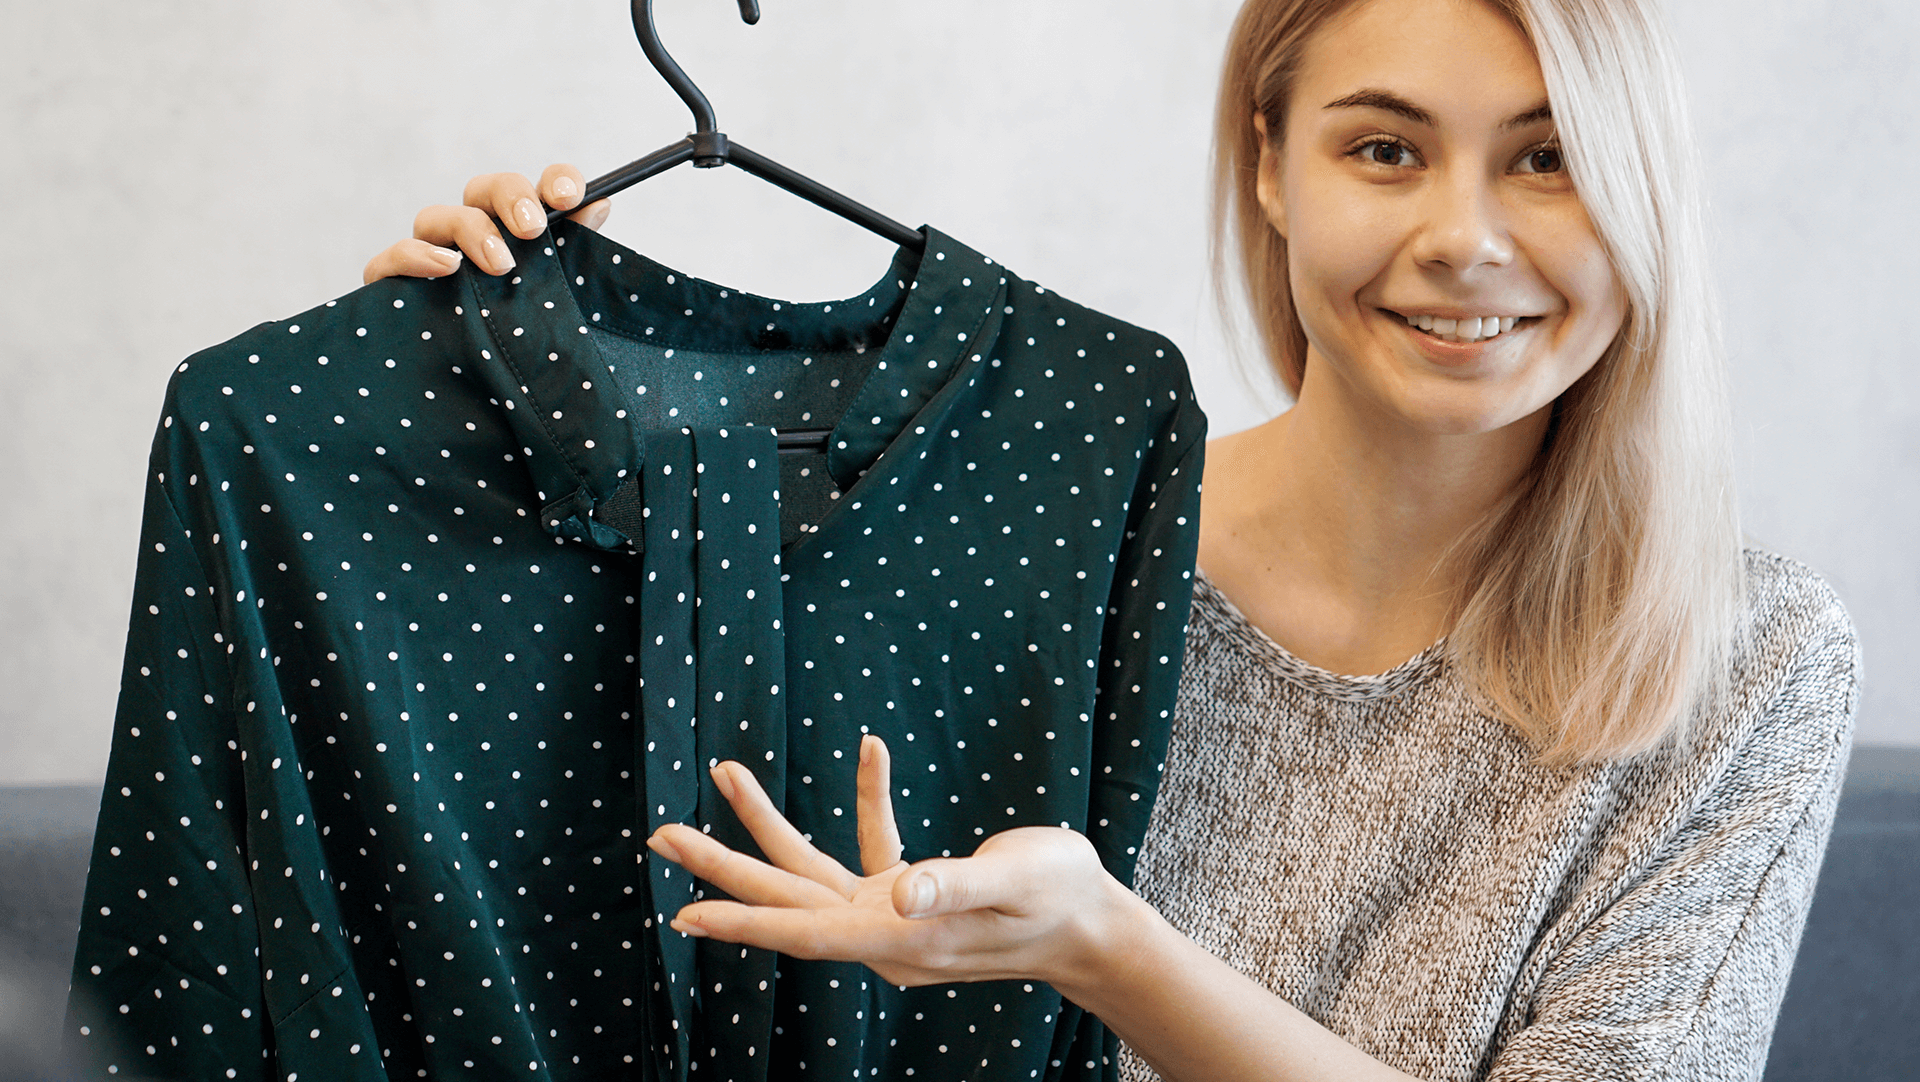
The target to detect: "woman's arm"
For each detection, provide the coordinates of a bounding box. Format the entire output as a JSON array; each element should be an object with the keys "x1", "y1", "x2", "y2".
[
  {"x1": 651, "y1": 737, "x2": 1425, "y2": 1082},
  {"x1": 1072, "y1": 909, "x2": 1425, "y2": 1082}
]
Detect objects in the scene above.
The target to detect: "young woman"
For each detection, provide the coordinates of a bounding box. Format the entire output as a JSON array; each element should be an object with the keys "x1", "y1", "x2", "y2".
[{"x1": 367, "y1": 0, "x2": 1858, "y2": 1078}]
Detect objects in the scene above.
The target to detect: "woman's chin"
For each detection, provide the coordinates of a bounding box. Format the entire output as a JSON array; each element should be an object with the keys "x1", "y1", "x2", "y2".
[{"x1": 1385, "y1": 387, "x2": 1553, "y2": 440}]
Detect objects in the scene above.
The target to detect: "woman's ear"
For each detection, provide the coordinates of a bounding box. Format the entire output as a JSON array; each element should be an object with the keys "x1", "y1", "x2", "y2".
[{"x1": 1252, "y1": 113, "x2": 1288, "y2": 240}]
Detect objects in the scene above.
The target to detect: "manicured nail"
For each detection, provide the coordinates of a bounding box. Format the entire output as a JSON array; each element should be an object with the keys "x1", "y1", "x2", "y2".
[
  {"x1": 860, "y1": 736, "x2": 872, "y2": 766},
  {"x1": 646, "y1": 833, "x2": 682, "y2": 864},
  {"x1": 426, "y1": 246, "x2": 462, "y2": 274},
  {"x1": 902, "y1": 875, "x2": 935, "y2": 917},
  {"x1": 482, "y1": 234, "x2": 515, "y2": 272},
  {"x1": 552, "y1": 175, "x2": 578, "y2": 204},
  {"x1": 513, "y1": 197, "x2": 544, "y2": 234},
  {"x1": 710, "y1": 763, "x2": 736, "y2": 801},
  {"x1": 670, "y1": 918, "x2": 709, "y2": 939},
  {"x1": 584, "y1": 202, "x2": 610, "y2": 230}
]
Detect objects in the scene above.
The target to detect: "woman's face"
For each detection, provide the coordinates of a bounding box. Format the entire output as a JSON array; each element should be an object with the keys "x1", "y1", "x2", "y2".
[{"x1": 1260, "y1": 0, "x2": 1628, "y2": 438}]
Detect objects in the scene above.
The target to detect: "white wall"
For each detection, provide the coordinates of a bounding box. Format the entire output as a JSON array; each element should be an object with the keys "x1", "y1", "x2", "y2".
[{"x1": 2, "y1": 0, "x2": 1913, "y2": 783}]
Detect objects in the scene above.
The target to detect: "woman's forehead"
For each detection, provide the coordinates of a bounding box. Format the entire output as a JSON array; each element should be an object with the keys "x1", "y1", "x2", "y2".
[{"x1": 1291, "y1": 0, "x2": 1548, "y2": 125}]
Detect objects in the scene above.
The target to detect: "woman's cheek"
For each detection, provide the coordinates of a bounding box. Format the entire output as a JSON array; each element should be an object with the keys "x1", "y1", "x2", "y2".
[
  {"x1": 1556, "y1": 263, "x2": 1627, "y2": 372},
  {"x1": 1288, "y1": 197, "x2": 1400, "y2": 351},
  {"x1": 1529, "y1": 209, "x2": 1629, "y2": 361}
]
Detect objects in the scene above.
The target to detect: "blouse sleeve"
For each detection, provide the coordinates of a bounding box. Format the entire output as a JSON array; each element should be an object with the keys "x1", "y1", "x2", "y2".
[
  {"x1": 1489, "y1": 579, "x2": 1861, "y2": 1082},
  {"x1": 63, "y1": 434, "x2": 275, "y2": 1080},
  {"x1": 1053, "y1": 374, "x2": 1205, "y2": 1082},
  {"x1": 1085, "y1": 394, "x2": 1206, "y2": 888}
]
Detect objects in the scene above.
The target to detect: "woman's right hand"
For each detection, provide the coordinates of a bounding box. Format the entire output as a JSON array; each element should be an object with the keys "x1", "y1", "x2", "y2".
[{"x1": 362, "y1": 163, "x2": 612, "y2": 285}]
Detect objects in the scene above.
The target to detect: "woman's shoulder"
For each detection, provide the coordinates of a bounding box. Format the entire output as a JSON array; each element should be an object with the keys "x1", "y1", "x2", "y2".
[
  {"x1": 1593, "y1": 549, "x2": 1857, "y2": 877},
  {"x1": 1696, "y1": 547, "x2": 1861, "y2": 776},
  {"x1": 1736, "y1": 546, "x2": 1859, "y2": 689}
]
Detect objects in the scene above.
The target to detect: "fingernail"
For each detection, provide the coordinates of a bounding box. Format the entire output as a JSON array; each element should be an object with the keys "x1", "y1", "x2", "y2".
[
  {"x1": 482, "y1": 234, "x2": 515, "y2": 272},
  {"x1": 646, "y1": 833, "x2": 682, "y2": 864},
  {"x1": 513, "y1": 197, "x2": 544, "y2": 234},
  {"x1": 710, "y1": 763, "x2": 736, "y2": 801},
  {"x1": 427, "y1": 246, "x2": 462, "y2": 274},
  {"x1": 860, "y1": 736, "x2": 872, "y2": 766},
  {"x1": 903, "y1": 875, "x2": 935, "y2": 917},
  {"x1": 552, "y1": 175, "x2": 578, "y2": 203},
  {"x1": 670, "y1": 918, "x2": 709, "y2": 939},
  {"x1": 585, "y1": 202, "x2": 610, "y2": 231}
]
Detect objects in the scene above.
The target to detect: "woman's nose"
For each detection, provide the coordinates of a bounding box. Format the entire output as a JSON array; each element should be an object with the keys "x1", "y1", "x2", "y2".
[{"x1": 1410, "y1": 173, "x2": 1514, "y2": 272}]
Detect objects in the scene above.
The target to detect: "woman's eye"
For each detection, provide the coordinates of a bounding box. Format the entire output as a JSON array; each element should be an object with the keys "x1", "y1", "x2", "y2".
[
  {"x1": 1363, "y1": 141, "x2": 1415, "y2": 167},
  {"x1": 1517, "y1": 146, "x2": 1564, "y2": 174}
]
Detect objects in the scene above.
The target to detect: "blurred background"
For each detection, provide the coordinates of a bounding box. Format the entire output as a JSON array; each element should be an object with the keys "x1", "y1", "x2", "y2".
[{"x1": 2, "y1": 0, "x2": 1916, "y2": 1074}]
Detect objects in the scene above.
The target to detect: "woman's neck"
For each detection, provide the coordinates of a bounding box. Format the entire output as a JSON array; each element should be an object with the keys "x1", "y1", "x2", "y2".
[{"x1": 1197, "y1": 373, "x2": 1547, "y2": 676}]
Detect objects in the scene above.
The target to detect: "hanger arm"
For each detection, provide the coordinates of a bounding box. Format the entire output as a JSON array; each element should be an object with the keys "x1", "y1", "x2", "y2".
[
  {"x1": 570, "y1": 140, "x2": 924, "y2": 253},
  {"x1": 727, "y1": 143, "x2": 924, "y2": 250},
  {"x1": 575, "y1": 141, "x2": 698, "y2": 210}
]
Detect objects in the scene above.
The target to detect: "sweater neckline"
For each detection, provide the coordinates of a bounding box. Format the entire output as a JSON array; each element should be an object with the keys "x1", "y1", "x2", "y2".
[{"x1": 1191, "y1": 569, "x2": 1449, "y2": 703}]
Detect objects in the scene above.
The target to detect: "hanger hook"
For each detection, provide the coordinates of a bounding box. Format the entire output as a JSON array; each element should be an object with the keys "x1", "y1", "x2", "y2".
[{"x1": 632, "y1": 0, "x2": 760, "y2": 141}]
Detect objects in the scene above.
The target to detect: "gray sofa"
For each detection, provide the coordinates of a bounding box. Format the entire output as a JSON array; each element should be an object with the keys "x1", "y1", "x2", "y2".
[
  {"x1": 3, "y1": 747, "x2": 1915, "y2": 1080},
  {"x1": 1764, "y1": 744, "x2": 1920, "y2": 1079}
]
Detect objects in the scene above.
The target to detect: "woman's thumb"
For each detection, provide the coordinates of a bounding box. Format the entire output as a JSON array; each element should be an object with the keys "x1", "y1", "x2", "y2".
[{"x1": 893, "y1": 858, "x2": 1009, "y2": 919}]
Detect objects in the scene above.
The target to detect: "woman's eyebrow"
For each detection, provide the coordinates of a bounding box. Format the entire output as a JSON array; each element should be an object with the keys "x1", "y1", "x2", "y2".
[
  {"x1": 1324, "y1": 89, "x2": 1435, "y2": 126},
  {"x1": 1503, "y1": 102, "x2": 1554, "y2": 130},
  {"x1": 1322, "y1": 91, "x2": 1554, "y2": 132}
]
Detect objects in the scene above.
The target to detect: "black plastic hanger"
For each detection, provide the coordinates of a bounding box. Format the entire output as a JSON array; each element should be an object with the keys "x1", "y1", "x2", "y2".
[
  {"x1": 563, "y1": 0, "x2": 924, "y2": 455},
  {"x1": 569, "y1": 0, "x2": 925, "y2": 253}
]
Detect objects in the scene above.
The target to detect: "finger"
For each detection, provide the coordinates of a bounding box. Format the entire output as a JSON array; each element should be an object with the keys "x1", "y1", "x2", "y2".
[
  {"x1": 567, "y1": 197, "x2": 612, "y2": 231},
  {"x1": 538, "y1": 163, "x2": 586, "y2": 213},
  {"x1": 672, "y1": 898, "x2": 1021, "y2": 987},
  {"x1": 894, "y1": 826, "x2": 1100, "y2": 919},
  {"x1": 363, "y1": 238, "x2": 463, "y2": 285},
  {"x1": 712, "y1": 761, "x2": 861, "y2": 897},
  {"x1": 672, "y1": 899, "x2": 906, "y2": 963},
  {"x1": 412, "y1": 204, "x2": 518, "y2": 275},
  {"x1": 536, "y1": 162, "x2": 610, "y2": 229},
  {"x1": 462, "y1": 171, "x2": 547, "y2": 240},
  {"x1": 648, "y1": 824, "x2": 847, "y2": 910},
  {"x1": 857, "y1": 736, "x2": 904, "y2": 876},
  {"x1": 893, "y1": 851, "x2": 1036, "y2": 920}
]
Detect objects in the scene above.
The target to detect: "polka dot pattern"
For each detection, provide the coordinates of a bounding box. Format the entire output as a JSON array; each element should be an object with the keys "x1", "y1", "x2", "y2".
[
  {"x1": 634, "y1": 425, "x2": 785, "y2": 1080},
  {"x1": 68, "y1": 220, "x2": 1204, "y2": 1082}
]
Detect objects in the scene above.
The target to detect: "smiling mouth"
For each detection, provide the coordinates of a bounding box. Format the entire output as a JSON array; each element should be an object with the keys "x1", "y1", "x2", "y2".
[{"x1": 1391, "y1": 311, "x2": 1535, "y2": 345}]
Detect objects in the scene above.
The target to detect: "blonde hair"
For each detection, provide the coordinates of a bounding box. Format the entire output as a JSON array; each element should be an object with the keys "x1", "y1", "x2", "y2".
[{"x1": 1215, "y1": 0, "x2": 1744, "y2": 766}]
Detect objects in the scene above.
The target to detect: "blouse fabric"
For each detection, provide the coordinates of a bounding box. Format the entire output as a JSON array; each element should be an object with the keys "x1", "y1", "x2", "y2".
[
  {"x1": 1121, "y1": 550, "x2": 1859, "y2": 1082},
  {"x1": 67, "y1": 219, "x2": 1205, "y2": 1082}
]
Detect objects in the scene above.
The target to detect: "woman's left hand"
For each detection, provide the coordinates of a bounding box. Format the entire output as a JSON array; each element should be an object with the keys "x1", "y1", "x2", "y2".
[{"x1": 645, "y1": 735, "x2": 1140, "y2": 995}]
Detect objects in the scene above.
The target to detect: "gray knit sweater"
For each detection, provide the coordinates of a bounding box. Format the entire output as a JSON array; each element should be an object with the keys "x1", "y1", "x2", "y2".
[{"x1": 1120, "y1": 550, "x2": 1859, "y2": 1082}]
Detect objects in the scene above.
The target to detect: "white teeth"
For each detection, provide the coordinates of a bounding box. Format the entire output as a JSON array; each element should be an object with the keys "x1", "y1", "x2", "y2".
[{"x1": 1402, "y1": 312, "x2": 1524, "y2": 343}]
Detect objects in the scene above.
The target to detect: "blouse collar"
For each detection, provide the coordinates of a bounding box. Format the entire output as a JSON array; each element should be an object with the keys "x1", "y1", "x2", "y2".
[{"x1": 458, "y1": 219, "x2": 1006, "y2": 550}]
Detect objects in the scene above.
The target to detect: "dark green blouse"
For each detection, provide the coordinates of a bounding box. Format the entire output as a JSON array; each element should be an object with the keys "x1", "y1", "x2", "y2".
[{"x1": 68, "y1": 220, "x2": 1204, "y2": 1082}]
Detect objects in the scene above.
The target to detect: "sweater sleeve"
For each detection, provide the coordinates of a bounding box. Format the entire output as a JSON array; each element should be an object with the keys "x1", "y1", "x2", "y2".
[{"x1": 1488, "y1": 576, "x2": 1860, "y2": 1082}]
